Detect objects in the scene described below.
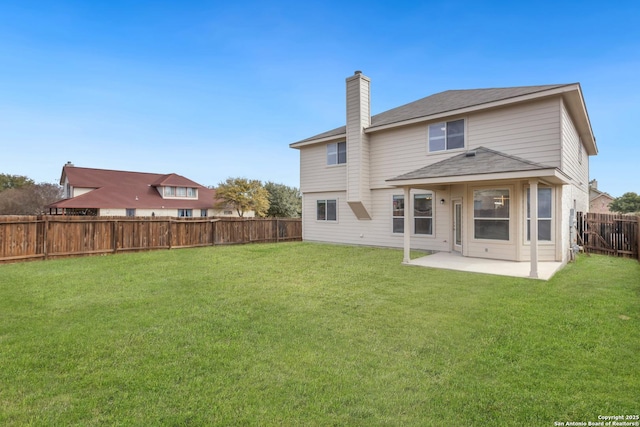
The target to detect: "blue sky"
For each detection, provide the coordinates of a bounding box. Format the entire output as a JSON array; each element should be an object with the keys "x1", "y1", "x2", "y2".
[{"x1": 1, "y1": 1, "x2": 638, "y2": 196}]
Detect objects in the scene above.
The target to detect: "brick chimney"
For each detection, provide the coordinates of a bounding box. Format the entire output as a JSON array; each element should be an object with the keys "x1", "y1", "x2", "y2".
[{"x1": 345, "y1": 71, "x2": 372, "y2": 220}]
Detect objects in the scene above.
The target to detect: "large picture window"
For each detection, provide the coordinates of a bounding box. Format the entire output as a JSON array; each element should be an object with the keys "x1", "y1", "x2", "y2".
[
  {"x1": 392, "y1": 195, "x2": 404, "y2": 233},
  {"x1": 414, "y1": 194, "x2": 433, "y2": 235},
  {"x1": 527, "y1": 187, "x2": 552, "y2": 241},
  {"x1": 317, "y1": 199, "x2": 337, "y2": 221},
  {"x1": 327, "y1": 142, "x2": 346, "y2": 165},
  {"x1": 474, "y1": 189, "x2": 510, "y2": 240},
  {"x1": 428, "y1": 119, "x2": 465, "y2": 152}
]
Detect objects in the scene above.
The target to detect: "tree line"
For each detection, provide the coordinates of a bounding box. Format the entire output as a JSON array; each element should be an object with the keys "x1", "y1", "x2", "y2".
[{"x1": 0, "y1": 173, "x2": 302, "y2": 217}]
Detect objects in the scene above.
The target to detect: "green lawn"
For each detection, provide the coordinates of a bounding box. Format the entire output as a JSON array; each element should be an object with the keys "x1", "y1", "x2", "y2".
[{"x1": 1, "y1": 243, "x2": 638, "y2": 426}]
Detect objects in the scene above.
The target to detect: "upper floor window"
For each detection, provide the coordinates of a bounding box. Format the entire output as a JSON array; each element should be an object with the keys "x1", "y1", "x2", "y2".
[
  {"x1": 327, "y1": 142, "x2": 346, "y2": 165},
  {"x1": 428, "y1": 119, "x2": 465, "y2": 152},
  {"x1": 163, "y1": 186, "x2": 197, "y2": 198}
]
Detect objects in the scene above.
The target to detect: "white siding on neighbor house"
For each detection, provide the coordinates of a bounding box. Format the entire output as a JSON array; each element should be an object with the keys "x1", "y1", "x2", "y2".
[
  {"x1": 467, "y1": 98, "x2": 562, "y2": 167},
  {"x1": 299, "y1": 143, "x2": 347, "y2": 193},
  {"x1": 302, "y1": 188, "x2": 450, "y2": 252},
  {"x1": 97, "y1": 208, "x2": 244, "y2": 217},
  {"x1": 73, "y1": 187, "x2": 95, "y2": 197}
]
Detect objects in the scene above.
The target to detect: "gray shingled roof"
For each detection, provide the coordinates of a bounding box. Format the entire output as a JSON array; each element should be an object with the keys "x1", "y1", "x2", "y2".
[
  {"x1": 387, "y1": 147, "x2": 552, "y2": 182},
  {"x1": 294, "y1": 84, "x2": 571, "y2": 144}
]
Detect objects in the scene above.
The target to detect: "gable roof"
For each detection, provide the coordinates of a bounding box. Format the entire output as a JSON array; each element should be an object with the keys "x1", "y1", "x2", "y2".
[
  {"x1": 291, "y1": 82, "x2": 597, "y2": 155},
  {"x1": 49, "y1": 166, "x2": 218, "y2": 210},
  {"x1": 386, "y1": 147, "x2": 570, "y2": 186}
]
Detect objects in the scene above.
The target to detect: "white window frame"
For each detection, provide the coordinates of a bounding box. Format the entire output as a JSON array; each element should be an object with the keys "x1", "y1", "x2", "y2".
[
  {"x1": 413, "y1": 193, "x2": 434, "y2": 235},
  {"x1": 164, "y1": 186, "x2": 175, "y2": 197},
  {"x1": 392, "y1": 195, "x2": 404, "y2": 234},
  {"x1": 317, "y1": 199, "x2": 337, "y2": 222},
  {"x1": 473, "y1": 188, "x2": 511, "y2": 241},
  {"x1": 178, "y1": 209, "x2": 193, "y2": 217},
  {"x1": 392, "y1": 193, "x2": 434, "y2": 235},
  {"x1": 428, "y1": 119, "x2": 465, "y2": 152},
  {"x1": 526, "y1": 186, "x2": 553, "y2": 242},
  {"x1": 327, "y1": 142, "x2": 346, "y2": 166},
  {"x1": 188, "y1": 188, "x2": 197, "y2": 198}
]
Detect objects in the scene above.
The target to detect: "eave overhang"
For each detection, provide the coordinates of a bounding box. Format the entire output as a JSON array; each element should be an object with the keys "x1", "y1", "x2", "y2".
[{"x1": 386, "y1": 168, "x2": 571, "y2": 188}]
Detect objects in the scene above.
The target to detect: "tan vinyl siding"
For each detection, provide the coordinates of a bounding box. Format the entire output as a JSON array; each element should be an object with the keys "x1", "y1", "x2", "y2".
[
  {"x1": 468, "y1": 98, "x2": 561, "y2": 166},
  {"x1": 299, "y1": 143, "x2": 347, "y2": 193},
  {"x1": 302, "y1": 189, "x2": 450, "y2": 252},
  {"x1": 369, "y1": 99, "x2": 562, "y2": 189},
  {"x1": 561, "y1": 99, "x2": 589, "y2": 190}
]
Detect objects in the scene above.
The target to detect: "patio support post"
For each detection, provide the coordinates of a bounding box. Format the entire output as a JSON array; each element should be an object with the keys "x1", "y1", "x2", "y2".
[
  {"x1": 403, "y1": 186, "x2": 411, "y2": 263},
  {"x1": 529, "y1": 179, "x2": 539, "y2": 278}
]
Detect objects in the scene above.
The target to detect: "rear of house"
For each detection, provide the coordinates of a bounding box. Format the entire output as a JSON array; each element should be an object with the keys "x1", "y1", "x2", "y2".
[{"x1": 290, "y1": 72, "x2": 597, "y2": 273}]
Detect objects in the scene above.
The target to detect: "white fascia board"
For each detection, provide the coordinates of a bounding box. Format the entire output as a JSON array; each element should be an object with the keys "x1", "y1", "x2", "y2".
[
  {"x1": 289, "y1": 133, "x2": 347, "y2": 149},
  {"x1": 386, "y1": 168, "x2": 571, "y2": 187}
]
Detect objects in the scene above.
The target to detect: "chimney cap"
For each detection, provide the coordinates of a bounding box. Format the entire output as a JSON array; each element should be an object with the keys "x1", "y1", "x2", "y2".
[{"x1": 354, "y1": 70, "x2": 362, "y2": 75}]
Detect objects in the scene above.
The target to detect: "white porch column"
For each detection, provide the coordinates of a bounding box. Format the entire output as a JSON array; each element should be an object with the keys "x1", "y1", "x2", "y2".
[
  {"x1": 529, "y1": 179, "x2": 539, "y2": 278},
  {"x1": 403, "y1": 186, "x2": 411, "y2": 263}
]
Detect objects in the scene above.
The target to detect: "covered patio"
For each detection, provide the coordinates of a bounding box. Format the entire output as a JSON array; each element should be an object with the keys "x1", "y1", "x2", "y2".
[{"x1": 405, "y1": 251, "x2": 565, "y2": 281}]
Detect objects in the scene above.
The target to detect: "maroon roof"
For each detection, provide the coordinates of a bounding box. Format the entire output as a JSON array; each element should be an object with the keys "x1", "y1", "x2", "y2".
[{"x1": 48, "y1": 166, "x2": 219, "y2": 210}]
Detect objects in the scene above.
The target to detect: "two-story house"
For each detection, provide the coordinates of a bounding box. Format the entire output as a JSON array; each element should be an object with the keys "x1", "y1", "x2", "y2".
[
  {"x1": 290, "y1": 71, "x2": 597, "y2": 277},
  {"x1": 47, "y1": 163, "x2": 246, "y2": 217}
]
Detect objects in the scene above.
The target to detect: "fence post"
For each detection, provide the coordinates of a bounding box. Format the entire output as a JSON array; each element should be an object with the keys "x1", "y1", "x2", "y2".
[
  {"x1": 637, "y1": 216, "x2": 640, "y2": 262},
  {"x1": 112, "y1": 220, "x2": 118, "y2": 253},
  {"x1": 168, "y1": 219, "x2": 173, "y2": 249}
]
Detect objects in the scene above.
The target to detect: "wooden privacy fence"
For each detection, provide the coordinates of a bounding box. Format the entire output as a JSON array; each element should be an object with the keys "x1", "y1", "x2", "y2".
[
  {"x1": 0, "y1": 216, "x2": 302, "y2": 263},
  {"x1": 576, "y1": 212, "x2": 639, "y2": 260}
]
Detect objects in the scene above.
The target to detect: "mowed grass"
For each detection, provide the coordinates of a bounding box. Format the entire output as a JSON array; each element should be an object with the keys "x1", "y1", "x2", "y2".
[{"x1": 0, "y1": 243, "x2": 638, "y2": 426}]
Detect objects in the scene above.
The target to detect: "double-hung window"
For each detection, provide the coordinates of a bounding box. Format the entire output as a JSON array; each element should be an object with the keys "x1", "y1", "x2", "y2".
[
  {"x1": 327, "y1": 142, "x2": 346, "y2": 165},
  {"x1": 526, "y1": 187, "x2": 552, "y2": 241},
  {"x1": 414, "y1": 194, "x2": 433, "y2": 235},
  {"x1": 317, "y1": 200, "x2": 337, "y2": 221},
  {"x1": 392, "y1": 193, "x2": 433, "y2": 234},
  {"x1": 178, "y1": 209, "x2": 192, "y2": 217},
  {"x1": 392, "y1": 195, "x2": 404, "y2": 233},
  {"x1": 473, "y1": 189, "x2": 510, "y2": 240},
  {"x1": 428, "y1": 119, "x2": 465, "y2": 152}
]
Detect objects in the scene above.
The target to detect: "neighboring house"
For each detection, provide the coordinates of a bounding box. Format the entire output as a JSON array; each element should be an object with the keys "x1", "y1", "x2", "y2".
[
  {"x1": 290, "y1": 71, "x2": 597, "y2": 276},
  {"x1": 47, "y1": 163, "x2": 248, "y2": 218},
  {"x1": 589, "y1": 179, "x2": 614, "y2": 213}
]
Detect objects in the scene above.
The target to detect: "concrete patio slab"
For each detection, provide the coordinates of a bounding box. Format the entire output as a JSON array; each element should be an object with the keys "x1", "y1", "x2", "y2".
[{"x1": 405, "y1": 251, "x2": 564, "y2": 280}]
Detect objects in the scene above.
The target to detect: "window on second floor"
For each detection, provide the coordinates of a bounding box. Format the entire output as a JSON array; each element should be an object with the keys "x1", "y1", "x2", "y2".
[
  {"x1": 163, "y1": 186, "x2": 197, "y2": 198},
  {"x1": 327, "y1": 142, "x2": 346, "y2": 165},
  {"x1": 428, "y1": 119, "x2": 465, "y2": 152}
]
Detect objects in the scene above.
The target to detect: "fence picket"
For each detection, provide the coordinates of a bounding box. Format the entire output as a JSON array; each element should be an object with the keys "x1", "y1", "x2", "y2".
[
  {"x1": 0, "y1": 216, "x2": 302, "y2": 263},
  {"x1": 577, "y1": 212, "x2": 639, "y2": 261}
]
